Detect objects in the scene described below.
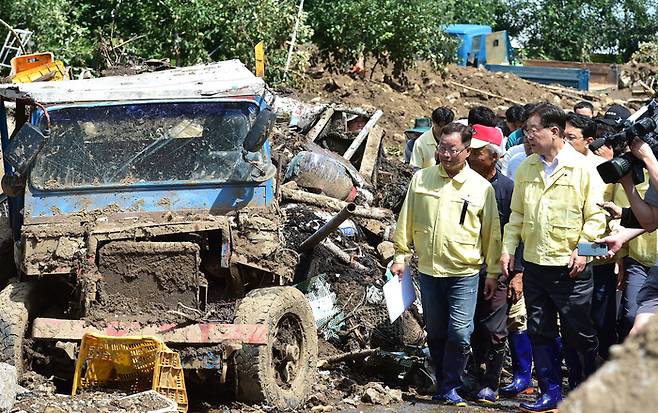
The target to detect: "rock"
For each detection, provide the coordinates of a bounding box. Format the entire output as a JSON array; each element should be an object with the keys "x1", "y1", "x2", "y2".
[
  {"x1": 42, "y1": 406, "x2": 66, "y2": 413},
  {"x1": 560, "y1": 313, "x2": 658, "y2": 413},
  {"x1": 377, "y1": 241, "x2": 395, "y2": 261},
  {"x1": 0, "y1": 362, "x2": 17, "y2": 412},
  {"x1": 310, "y1": 406, "x2": 334, "y2": 412},
  {"x1": 388, "y1": 388, "x2": 403, "y2": 402},
  {"x1": 361, "y1": 382, "x2": 392, "y2": 405},
  {"x1": 342, "y1": 398, "x2": 358, "y2": 407}
]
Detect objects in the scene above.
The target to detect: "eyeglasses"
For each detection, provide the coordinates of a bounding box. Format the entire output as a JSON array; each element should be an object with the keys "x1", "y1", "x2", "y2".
[
  {"x1": 523, "y1": 125, "x2": 549, "y2": 137},
  {"x1": 565, "y1": 134, "x2": 584, "y2": 142},
  {"x1": 437, "y1": 145, "x2": 469, "y2": 156}
]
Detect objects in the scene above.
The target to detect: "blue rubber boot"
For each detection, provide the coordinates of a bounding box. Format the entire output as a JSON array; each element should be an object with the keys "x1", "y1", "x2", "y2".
[
  {"x1": 476, "y1": 387, "x2": 497, "y2": 403},
  {"x1": 519, "y1": 341, "x2": 562, "y2": 413},
  {"x1": 499, "y1": 331, "x2": 534, "y2": 398},
  {"x1": 437, "y1": 342, "x2": 469, "y2": 407}
]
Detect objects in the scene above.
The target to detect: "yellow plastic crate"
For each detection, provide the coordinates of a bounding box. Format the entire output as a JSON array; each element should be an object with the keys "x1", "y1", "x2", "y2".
[
  {"x1": 11, "y1": 60, "x2": 68, "y2": 83},
  {"x1": 153, "y1": 351, "x2": 188, "y2": 412},
  {"x1": 72, "y1": 333, "x2": 188, "y2": 412}
]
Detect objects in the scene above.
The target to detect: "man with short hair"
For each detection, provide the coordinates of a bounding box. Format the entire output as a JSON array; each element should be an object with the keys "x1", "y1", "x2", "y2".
[
  {"x1": 505, "y1": 105, "x2": 527, "y2": 150},
  {"x1": 565, "y1": 113, "x2": 598, "y2": 156},
  {"x1": 392, "y1": 122, "x2": 502, "y2": 407},
  {"x1": 410, "y1": 107, "x2": 454, "y2": 170},
  {"x1": 468, "y1": 105, "x2": 498, "y2": 127},
  {"x1": 574, "y1": 101, "x2": 595, "y2": 117},
  {"x1": 467, "y1": 124, "x2": 516, "y2": 403},
  {"x1": 564, "y1": 111, "x2": 619, "y2": 386},
  {"x1": 500, "y1": 103, "x2": 606, "y2": 412}
]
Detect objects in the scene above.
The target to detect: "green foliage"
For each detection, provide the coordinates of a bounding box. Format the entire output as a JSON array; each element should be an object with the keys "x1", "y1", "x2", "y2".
[
  {"x1": 448, "y1": 0, "x2": 507, "y2": 28},
  {"x1": 0, "y1": 0, "x2": 311, "y2": 84},
  {"x1": 307, "y1": 0, "x2": 457, "y2": 79},
  {"x1": 499, "y1": 0, "x2": 658, "y2": 62},
  {"x1": 1, "y1": 0, "x2": 657, "y2": 83}
]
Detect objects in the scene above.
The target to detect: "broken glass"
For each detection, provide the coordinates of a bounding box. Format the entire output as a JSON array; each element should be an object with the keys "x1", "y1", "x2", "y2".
[{"x1": 30, "y1": 101, "x2": 263, "y2": 190}]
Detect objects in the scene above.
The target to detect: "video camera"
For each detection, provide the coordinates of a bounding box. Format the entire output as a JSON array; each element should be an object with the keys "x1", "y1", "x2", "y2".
[{"x1": 589, "y1": 99, "x2": 658, "y2": 184}]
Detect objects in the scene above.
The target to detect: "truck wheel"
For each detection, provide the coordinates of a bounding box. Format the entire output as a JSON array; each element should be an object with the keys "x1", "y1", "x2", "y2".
[
  {"x1": 0, "y1": 282, "x2": 34, "y2": 377},
  {"x1": 233, "y1": 286, "x2": 317, "y2": 410}
]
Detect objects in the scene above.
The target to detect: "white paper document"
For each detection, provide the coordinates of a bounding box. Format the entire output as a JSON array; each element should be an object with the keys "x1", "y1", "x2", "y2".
[{"x1": 383, "y1": 268, "x2": 416, "y2": 323}]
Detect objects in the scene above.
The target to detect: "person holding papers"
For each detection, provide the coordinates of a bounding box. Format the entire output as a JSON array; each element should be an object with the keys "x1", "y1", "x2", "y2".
[{"x1": 391, "y1": 122, "x2": 502, "y2": 407}]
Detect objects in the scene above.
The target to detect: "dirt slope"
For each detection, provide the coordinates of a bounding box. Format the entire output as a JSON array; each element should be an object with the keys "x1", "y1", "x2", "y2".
[{"x1": 291, "y1": 61, "x2": 624, "y2": 152}]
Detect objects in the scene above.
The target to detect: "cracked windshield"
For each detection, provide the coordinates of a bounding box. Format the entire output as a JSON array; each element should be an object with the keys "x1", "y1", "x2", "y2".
[{"x1": 31, "y1": 101, "x2": 259, "y2": 190}]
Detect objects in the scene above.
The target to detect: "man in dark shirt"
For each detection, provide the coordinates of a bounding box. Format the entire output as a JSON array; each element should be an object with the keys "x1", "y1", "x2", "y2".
[{"x1": 468, "y1": 124, "x2": 516, "y2": 403}]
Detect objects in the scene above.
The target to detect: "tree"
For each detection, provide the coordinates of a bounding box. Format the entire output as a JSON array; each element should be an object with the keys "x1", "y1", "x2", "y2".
[
  {"x1": 307, "y1": 0, "x2": 457, "y2": 79},
  {"x1": 498, "y1": 0, "x2": 658, "y2": 62},
  {"x1": 0, "y1": 0, "x2": 312, "y2": 83}
]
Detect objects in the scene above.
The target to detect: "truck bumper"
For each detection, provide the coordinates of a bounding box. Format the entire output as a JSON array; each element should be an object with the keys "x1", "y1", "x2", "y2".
[{"x1": 31, "y1": 317, "x2": 268, "y2": 345}]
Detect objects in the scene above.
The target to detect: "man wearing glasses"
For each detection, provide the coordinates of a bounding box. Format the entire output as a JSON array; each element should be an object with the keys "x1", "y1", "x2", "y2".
[
  {"x1": 563, "y1": 112, "x2": 619, "y2": 380},
  {"x1": 392, "y1": 122, "x2": 502, "y2": 406},
  {"x1": 500, "y1": 104, "x2": 606, "y2": 412}
]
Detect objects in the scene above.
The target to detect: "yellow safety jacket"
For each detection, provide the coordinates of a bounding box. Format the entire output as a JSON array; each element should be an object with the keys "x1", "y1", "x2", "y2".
[
  {"x1": 503, "y1": 144, "x2": 606, "y2": 266},
  {"x1": 613, "y1": 171, "x2": 658, "y2": 267},
  {"x1": 409, "y1": 129, "x2": 438, "y2": 169},
  {"x1": 393, "y1": 163, "x2": 502, "y2": 279}
]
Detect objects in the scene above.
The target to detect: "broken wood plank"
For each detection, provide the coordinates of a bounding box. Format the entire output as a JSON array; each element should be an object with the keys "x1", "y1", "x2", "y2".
[
  {"x1": 343, "y1": 109, "x2": 384, "y2": 161},
  {"x1": 538, "y1": 83, "x2": 597, "y2": 100},
  {"x1": 281, "y1": 184, "x2": 392, "y2": 220},
  {"x1": 306, "y1": 108, "x2": 335, "y2": 142},
  {"x1": 358, "y1": 125, "x2": 384, "y2": 182},
  {"x1": 638, "y1": 80, "x2": 655, "y2": 95},
  {"x1": 449, "y1": 81, "x2": 523, "y2": 105}
]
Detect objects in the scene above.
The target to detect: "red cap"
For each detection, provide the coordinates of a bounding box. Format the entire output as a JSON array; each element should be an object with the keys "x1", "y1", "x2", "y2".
[{"x1": 471, "y1": 124, "x2": 503, "y2": 149}]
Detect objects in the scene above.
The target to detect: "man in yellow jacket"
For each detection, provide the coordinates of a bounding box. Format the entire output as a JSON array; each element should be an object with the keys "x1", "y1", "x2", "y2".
[
  {"x1": 409, "y1": 107, "x2": 455, "y2": 170},
  {"x1": 392, "y1": 122, "x2": 502, "y2": 407},
  {"x1": 500, "y1": 103, "x2": 606, "y2": 413}
]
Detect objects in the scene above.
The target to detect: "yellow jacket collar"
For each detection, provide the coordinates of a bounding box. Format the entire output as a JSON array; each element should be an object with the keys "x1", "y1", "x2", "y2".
[
  {"x1": 437, "y1": 163, "x2": 470, "y2": 184},
  {"x1": 527, "y1": 142, "x2": 584, "y2": 169}
]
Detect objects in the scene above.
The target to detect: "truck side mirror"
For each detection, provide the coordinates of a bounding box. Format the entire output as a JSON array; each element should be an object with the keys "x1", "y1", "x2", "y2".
[
  {"x1": 6, "y1": 123, "x2": 50, "y2": 177},
  {"x1": 243, "y1": 107, "x2": 277, "y2": 153}
]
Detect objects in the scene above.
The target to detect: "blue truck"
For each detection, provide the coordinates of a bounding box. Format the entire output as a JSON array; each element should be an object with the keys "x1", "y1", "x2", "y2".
[
  {"x1": 0, "y1": 60, "x2": 317, "y2": 410},
  {"x1": 445, "y1": 24, "x2": 590, "y2": 91}
]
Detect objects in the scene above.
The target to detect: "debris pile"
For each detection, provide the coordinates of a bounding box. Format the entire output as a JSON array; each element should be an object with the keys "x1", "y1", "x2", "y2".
[
  {"x1": 293, "y1": 62, "x2": 623, "y2": 153},
  {"x1": 270, "y1": 100, "x2": 434, "y2": 406}
]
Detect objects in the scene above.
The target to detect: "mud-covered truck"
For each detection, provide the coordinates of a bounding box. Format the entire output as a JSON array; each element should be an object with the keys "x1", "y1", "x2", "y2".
[{"x1": 0, "y1": 60, "x2": 317, "y2": 410}]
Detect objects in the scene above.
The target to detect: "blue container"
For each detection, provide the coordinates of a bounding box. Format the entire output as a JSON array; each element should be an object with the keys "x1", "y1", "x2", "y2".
[{"x1": 445, "y1": 24, "x2": 493, "y2": 66}]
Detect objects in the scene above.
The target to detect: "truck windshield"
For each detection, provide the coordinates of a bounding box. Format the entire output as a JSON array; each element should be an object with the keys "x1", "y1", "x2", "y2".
[{"x1": 30, "y1": 101, "x2": 261, "y2": 190}]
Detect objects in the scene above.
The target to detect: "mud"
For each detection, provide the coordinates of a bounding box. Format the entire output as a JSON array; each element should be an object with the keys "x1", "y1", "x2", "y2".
[
  {"x1": 92, "y1": 241, "x2": 202, "y2": 321},
  {"x1": 560, "y1": 314, "x2": 658, "y2": 413},
  {"x1": 373, "y1": 155, "x2": 413, "y2": 213},
  {"x1": 13, "y1": 389, "x2": 175, "y2": 413}
]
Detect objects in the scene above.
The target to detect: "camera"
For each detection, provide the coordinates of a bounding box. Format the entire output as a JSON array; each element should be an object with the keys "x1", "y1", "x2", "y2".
[{"x1": 589, "y1": 99, "x2": 658, "y2": 184}]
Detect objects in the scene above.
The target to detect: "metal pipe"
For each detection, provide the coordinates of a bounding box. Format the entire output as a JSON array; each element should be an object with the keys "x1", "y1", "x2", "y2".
[{"x1": 298, "y1": 203, "x2": 356, "y2": 251}]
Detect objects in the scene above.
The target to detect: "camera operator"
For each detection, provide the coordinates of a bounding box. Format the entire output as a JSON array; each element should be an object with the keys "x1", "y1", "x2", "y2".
[
  {"x1": 618, "y1": 137, "x2": 658, "y2": 231},
  {"x1": 595, "y1": 103, "x2": 658, "y2": 335},
  {"x1": 592, "y1": 105, "x2": 632, "y2": 160}
]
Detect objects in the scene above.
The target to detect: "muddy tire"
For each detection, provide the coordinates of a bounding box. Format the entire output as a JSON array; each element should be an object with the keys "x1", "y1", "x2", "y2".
[
  {"x1": 0, "y1": 282, "x2": 34, "y2": 377},
  {"x1": 233, "y1": 286, "x2": 317, "y2": 410}
]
